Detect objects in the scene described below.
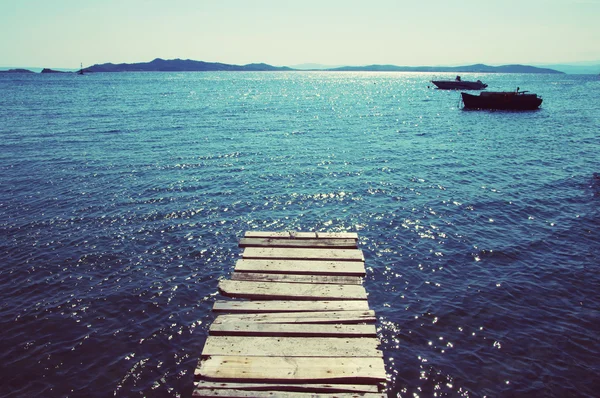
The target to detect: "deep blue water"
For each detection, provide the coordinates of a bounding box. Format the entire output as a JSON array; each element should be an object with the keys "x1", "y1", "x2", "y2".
[{"x1": 1, "y1": 71, "x2": 599, "y2": 397}]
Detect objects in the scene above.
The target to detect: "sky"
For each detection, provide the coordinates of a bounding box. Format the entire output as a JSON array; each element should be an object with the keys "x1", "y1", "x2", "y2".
[{"x1": 1, "y1": 0, "x2": 599, "y2": 68}]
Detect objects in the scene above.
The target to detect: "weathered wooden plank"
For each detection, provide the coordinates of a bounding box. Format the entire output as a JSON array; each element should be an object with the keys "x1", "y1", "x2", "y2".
[
  {"x1": 239, "y1": 238, "x2": 358, "y2": 249},
  {"x1": 244, "y1": 232, "x2": 325, "y2": 239},
  {"x1": 231, "y1": 272, "x2": 363, "y2": 285},
  {"x1": 291, "y1": 232, "x2": 318, "y2": 239},
  {"x1": 213, "y1": 310, "x2": 376, "y2": 325},
  {"x1": 193, "y1": 388, "x2": 386, "y2": 397},
  {"x1": 195, "y1": 356, "x2": 387, "y2": 383},
  {"x1": 244, "y1": 231, "x2": 292, "y2": 238},
  {"x1": 213, "y1": 300, "x2": 370, "y2": 313},
  {"x1": 244, "y1": 231, "x2": 358, "y2": 240},
  {"x1": 201, "y1": 336, "x2": 382, "y2": 357},
  {"x1": 194, "y1": 380, "x2": 380, "y2": 393},
  {"x1": 235, "y1": 259, "x2": 366, "y2": 277},
  {"x1": 218, "y1": 280, "x2": 367, "y2": 301},
  {"x1": 243, "y1": 247, "x2": 364, "y2": 262},
  {"x1": 317, "y1": 232, "x2": 359, "y2": 240},
  {"x1": 209, "y1": 322, "x2": 377, "y2": 337}
]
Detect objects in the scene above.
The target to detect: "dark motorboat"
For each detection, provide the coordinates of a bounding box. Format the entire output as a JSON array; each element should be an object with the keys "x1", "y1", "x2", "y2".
[
  {"x1": 461, "y1": 88, "x2": 543, "y2": 110},
  {"x1": 432, "y1": 75, "x2": 487, "y2": 90}
]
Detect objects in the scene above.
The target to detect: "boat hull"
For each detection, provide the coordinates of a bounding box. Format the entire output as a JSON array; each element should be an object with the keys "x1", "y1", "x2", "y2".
[
  {"x1": 461, "y1": 92, "x2": 542, "y2": 110},
  {"x1": 432, "y1": 80, "x2": 488, "y2": 90}
]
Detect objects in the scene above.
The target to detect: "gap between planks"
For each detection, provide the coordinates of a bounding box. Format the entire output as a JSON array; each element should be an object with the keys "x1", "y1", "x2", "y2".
[
  {"x1": 194, "y1": 380, "x2": 381, "y2": 393},
  {"x1": 212, "y1": 310, "x2": 376, "y2": 325},
  {"x1": 209, "y1": 322, "x2": 377, "y2": 337},
  {"x1": 193, "y1": 388, "x2": 386, "y2": 397}
]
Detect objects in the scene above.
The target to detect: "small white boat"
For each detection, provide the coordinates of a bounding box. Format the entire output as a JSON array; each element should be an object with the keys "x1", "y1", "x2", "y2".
[{"x1": 432, "y1": 76, "x2": 487, "y2": 90}]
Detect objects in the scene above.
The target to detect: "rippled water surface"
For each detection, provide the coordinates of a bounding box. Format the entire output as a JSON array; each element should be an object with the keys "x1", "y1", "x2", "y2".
[{"x1": 1, "y1": 72, "x2": 599, "y2": 397}]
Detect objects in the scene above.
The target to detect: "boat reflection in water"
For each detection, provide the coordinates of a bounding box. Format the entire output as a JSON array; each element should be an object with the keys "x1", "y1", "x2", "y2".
[{"x1": 461, "y1": 88, "x2": 543, "y2": 110}]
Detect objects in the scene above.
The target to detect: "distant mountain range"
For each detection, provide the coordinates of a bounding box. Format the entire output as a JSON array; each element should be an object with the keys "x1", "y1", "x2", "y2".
[
  {"x1": 3, "y1": 58, "x2": 599, "y2": 74},
  {"x1": 534, "y1": 63, "x2": 600, "y2": 75},
  {"x1": 86, "y1": 58, "x2": 292, "y2": 72},
  {"x1": 84, "y1": 59, "x2": 563, "y2": 73},
  {"x1": 327, "y1": 63, "x2": 563, "y2": 74}
]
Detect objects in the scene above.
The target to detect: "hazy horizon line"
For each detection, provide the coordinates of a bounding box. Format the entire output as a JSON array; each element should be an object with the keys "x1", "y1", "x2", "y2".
[{"x1": 2, "y1": 58, "x2": 600, "y2": 72}]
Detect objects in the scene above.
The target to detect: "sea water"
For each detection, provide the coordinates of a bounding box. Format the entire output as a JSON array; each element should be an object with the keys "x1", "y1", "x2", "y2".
[{"x1": 1, "y1": 71, "x2": 599, "y2": 397}]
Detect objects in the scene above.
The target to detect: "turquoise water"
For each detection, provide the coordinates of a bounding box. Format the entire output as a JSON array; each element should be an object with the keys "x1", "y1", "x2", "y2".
[{"x1": 1, "y1": 71, "x2": 599, "y2": 397}]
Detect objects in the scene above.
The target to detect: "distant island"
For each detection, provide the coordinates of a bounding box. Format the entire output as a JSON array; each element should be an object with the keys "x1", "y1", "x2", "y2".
[
  {"x1": 86, "y1": 58, "x2": 293, "y2": 72},
  {"x1": 85, "y1": 58, "x2": 564, "y2": 73},
  {"x1": 0, "y1": 68, "x2": 35, "y2": 74},
  {"x1": 1, "y1": 58, "x2": 567, "y2": 74},
  {"x1": 328, "y1": 63, "x2": 563, "y2": 74},
  {"x1": 40, "y1": 68, "x2": 69, "y2": 74}
]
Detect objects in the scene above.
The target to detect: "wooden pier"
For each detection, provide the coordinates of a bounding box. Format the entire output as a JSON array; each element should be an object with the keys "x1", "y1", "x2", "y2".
[{"x1": 193, "y1": 231, "x2": 387, "y2": 397}]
